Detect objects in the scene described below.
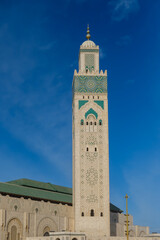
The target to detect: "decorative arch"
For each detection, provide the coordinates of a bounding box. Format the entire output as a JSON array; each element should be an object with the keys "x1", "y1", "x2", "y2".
[
  {"x1": 7, "y1": 218, "x2": 23, "y2": 240},
  {"x1": 43, "y1": 226, "x2": 50, "y2": 236},
  {"x1": 85, "y1": 108, "x2": 98, "y2": 119},
  {"x1": 139, "y1": 231, "x2": 146, "y2": 237},
  {"x1": 37, "y1": 217, "x2": 58, "y2": 236}
]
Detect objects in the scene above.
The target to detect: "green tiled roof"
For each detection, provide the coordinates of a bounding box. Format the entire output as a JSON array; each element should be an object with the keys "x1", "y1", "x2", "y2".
[
  {"x1": 0, "y1": 178, "x2": 122, "y2": 213},
  {"x1": 8, "y1": 178, "x2": 72, "y2": 195},
  {"x1": 110, "y1": 203, "x2": 123, "y2": 213},
  {"x1": 0, "y1": 181, "x2": 72, "y2": 204}
]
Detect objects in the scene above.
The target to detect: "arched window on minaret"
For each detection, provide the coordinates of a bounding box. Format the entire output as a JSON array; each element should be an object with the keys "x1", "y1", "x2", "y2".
[
  {"x1": 99, "y1": 119, "x2": 102, "y2": 125},
  {"x1": 90, "y1": 209, "x2": 94, "y2": 217},
  {"x1": 81, "y1": 119, "x2": 84, "y2": 125},
  {"x1": 86, "y1": 114, "x2": 97, "y2": 132}
]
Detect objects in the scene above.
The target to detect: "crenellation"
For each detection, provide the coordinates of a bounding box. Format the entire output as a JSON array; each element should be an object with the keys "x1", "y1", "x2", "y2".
[{"x1": 74, "y1": 70, "x2": 107, "y2": 76}]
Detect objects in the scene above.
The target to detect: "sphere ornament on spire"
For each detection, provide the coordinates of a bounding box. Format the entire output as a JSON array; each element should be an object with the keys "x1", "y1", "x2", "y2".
[
  {"x1": 86, "y1": 24, "x2": 91, "y2": 40},
  {"x1": 81, "y1": 25, "x2": 96, "y2": 48}
]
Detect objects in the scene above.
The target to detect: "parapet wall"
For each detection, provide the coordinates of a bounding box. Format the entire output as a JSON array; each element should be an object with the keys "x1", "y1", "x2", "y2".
[{"x1": 26, "y1": 235, "x2": 160, "y2": 240}]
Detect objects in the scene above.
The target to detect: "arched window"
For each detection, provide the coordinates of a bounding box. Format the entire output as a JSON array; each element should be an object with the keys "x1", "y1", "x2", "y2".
[
  {"x1": 86, "y1": 147, "x2": 89, "y2": 151},
  {"x1": 100, "y1": 212, "x2": 103, "y2": 217},
  {"x1": 81, "y1": 119, "x2": 84, "y2": 125},
  {"x1": 95, "y1": 148, "x2": 97, "y2": 151},
  {"x1": 81, "y1": 212, "x2": 84, "y2": 216},
  {"x1": 98, "y1": 96, "x2": 99, "y2": 99},
  {"x1": 86, "y1": 66, "x2": 88, "y2": 73},
  {"x1": 99, "y1": 120, "x2": 102, "y2": 125},
  {"x1": 90, "y1": 209, "x2": 94, "y2": 217},
  {"x1": 90, "y1": 122, "x2": 92, "y2": 125},
  {"x1": 94, "y1": 122, "x2": 96, "y2": 125},
  {"x1": 86, "y1": 122, "x2": 88, "y2": 125},
  {"x1": 35, "y1": 208, "x2": 38, "y2": 213},
  {"x1": 83, "y1": 96, "x2": 84, "y2": 99},
  {"x1": 14, "y1": 205, "x2": 18, "y2": 211}
]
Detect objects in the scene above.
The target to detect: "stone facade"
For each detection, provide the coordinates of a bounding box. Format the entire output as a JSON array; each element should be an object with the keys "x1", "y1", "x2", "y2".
[
  {"x1": 110, "y1": 212, "x2": 149, "y2": 237},
  {"x1": 0, "y1": 194, "x2": 74, "y2": 240},
  {"x1": 0, "y1": 192, "x2": 150, "y2": 240}
]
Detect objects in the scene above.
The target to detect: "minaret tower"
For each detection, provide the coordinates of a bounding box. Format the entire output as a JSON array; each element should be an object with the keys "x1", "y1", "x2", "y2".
[{"x1": 72, "y1": 26, "x2": 110, "y2": 239}]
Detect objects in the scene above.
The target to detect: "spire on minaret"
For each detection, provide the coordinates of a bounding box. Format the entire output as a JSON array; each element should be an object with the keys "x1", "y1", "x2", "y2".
[{"x1": 86, "y1": 24, "x2": 91, "y2": 40}]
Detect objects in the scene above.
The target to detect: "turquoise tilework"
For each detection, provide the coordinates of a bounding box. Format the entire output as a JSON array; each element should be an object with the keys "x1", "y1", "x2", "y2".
[
  {"x1": 94, "y1": 100, "x2": 104, "y2": 109},
  {"x1": 73, "y1": 75, "x2": 107, "y2": 93},
  {"x1": 80, "y1": 49, "x2": 99, "y2": 52},
  {"x1": 79, "y1": 100, "x2": 89, "y2": 109},
  {"x1": 85, "y1": 108, "x2": 98, "y2": 119}
]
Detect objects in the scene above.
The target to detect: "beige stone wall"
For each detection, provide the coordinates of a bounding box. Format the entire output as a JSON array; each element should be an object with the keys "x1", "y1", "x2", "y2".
[
  {"x1": 78, "y1": 46, "x2": 99, "y2": 72},
  {"x1": 73, "y1": 71, "x2": 110, "y2": 239},
  {"x1": 110, "y1": 212, "x2": 149, "y2": 237},
  {"x1": 0, "y1": 194, "x2": 74, "y2": 240}
]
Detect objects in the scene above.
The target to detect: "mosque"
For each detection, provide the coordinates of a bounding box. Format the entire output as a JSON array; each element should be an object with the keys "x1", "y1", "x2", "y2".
[{"x1": 0, "y1": 27, "x2": 156, "y2": 240}]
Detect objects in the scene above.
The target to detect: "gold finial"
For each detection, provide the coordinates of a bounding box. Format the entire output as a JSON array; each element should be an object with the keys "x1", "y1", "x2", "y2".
[
  {"x1": 125, "y1": 194, "x2": 128, "y2": 199},
  {"x1": 86, "y1": 24, "x2": 91, "y2": 40}
]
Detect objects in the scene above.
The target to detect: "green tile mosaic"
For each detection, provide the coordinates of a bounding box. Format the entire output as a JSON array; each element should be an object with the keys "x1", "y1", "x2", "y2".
[
  {"x1": 94, "y1": 100, "x2": 104, "y2": 109},
  {"x1": 85, "y1": 108, "x2": 98, "y2": 119},
  {"x1": 73, "y1": 75, "x2": 107, "y2": 93},
  {"x1": 79, "y1": 100, "x2": 89, "y2": 109},
  {"x1": 80, "y1": 49, "x2": 99, "y2": 52}
]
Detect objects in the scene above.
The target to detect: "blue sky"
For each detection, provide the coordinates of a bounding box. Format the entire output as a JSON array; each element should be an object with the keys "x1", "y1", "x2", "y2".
[{"x1": 0, "y1": 0, "x2": 159, "y2": 233}]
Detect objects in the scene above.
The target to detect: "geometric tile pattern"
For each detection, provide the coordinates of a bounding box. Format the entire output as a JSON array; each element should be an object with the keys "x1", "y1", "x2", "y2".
[
  {"x1": 85, "y1": 54, "x2": 94, "y2": 72},
  {"x1": 73, "y1": 75, "x2": 107, "y2": 93}
]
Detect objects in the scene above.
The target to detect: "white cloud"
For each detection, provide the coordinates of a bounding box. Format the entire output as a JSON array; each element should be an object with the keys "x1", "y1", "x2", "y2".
[{"x1": 109, "y1": 0, "x2": 140, "y2": 21}]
